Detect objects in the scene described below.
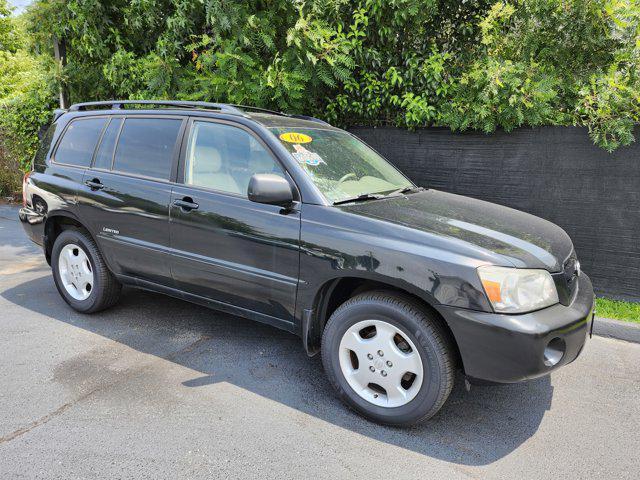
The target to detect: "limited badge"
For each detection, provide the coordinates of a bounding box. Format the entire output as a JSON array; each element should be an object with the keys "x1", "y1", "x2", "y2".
[{"x1": 279, "y1": 132, "x2": 313, "y2": 144}]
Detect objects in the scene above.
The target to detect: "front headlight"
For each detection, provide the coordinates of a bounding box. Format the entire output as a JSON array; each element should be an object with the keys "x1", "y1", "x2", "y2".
[{"x1": 477, "y1": 266, "x2": 559, "y2": 313}]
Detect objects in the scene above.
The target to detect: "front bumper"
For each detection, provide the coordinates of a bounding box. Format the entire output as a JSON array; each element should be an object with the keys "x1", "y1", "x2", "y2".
[{"x1": 436, "y1": 273, "x2": 595, "y2": 383}]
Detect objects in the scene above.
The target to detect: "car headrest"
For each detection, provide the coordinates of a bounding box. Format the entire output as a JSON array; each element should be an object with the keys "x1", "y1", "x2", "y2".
[{"x1": 193, "y1": 145, "x2": 222, "y2": 173}]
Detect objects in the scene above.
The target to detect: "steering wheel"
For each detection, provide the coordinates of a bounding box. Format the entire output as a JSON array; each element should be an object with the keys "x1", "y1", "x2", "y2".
[{"x1": 338, "y1": 173, "x2": 357, "y2": 184}]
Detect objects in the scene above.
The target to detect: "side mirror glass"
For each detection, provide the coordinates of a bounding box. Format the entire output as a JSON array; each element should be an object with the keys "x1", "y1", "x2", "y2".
[{"x1": 248, "y1": 174, "x2": 294, "y2": 207}]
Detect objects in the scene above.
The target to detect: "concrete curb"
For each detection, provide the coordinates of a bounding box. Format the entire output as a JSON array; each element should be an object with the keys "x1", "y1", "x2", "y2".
[{"x1": 593, "y1": 316, "x2": 640, "y2": 344}]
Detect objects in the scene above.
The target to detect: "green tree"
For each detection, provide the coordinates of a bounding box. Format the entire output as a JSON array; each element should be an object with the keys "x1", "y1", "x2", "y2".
[
  {"x1": 1, "y1": 0, "x2": 639, "y2": 198},
  {"x1": 20, "y1": 0, "x2": 640, "y2": 151},
  {"x1": 456, "y1": 0, "x2": 640, "y2": 151},
  {"x1": 0, "y1": 1, "x2": 56, "y2": 195},
  {"x1": 26, "y1": 0, "x2": 355, "y2": 112}
]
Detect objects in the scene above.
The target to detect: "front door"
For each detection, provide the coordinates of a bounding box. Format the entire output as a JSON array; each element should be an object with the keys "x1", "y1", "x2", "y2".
[{"x1": 169, "y1": 119, "x2": 300, "y2": 325}]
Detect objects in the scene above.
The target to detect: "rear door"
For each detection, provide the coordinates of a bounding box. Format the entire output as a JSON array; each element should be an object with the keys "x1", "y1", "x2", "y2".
[
  {"x1": 46, "y1": 116, "x2": 109, "y2": 216},
  {"x1": 169, "y1": 119, "x2": 301, "y2": 325},
  {"x1": 77, "y1": 115, "x2": 186, "y2": 286}
]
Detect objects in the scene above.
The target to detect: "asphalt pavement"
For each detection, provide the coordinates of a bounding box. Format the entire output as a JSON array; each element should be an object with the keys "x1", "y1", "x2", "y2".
[{"x1": 1, "y1": 204, "x2": 638, "y2": 479}]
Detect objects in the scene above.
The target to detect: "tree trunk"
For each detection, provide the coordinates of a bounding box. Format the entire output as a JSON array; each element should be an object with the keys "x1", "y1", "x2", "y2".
[{"x1": 53, "y1": 35, "x2": 69, "y2": 109}]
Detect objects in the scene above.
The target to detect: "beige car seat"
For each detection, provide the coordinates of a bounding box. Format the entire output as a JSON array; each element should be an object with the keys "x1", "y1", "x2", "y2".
[{"x1": 189, "y1": 144, "x2": 241, "y2": 194}]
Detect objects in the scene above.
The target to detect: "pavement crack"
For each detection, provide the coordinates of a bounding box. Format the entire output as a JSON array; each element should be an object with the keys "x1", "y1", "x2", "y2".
[
  {"x1": 0, "y1": 399, "x2": 76, "y2": 444},
  {"x1": 0, "y1": 346, "x2": 156, "y2": 445},
  {"x1": 164, "y1": 335, "x2": 212, "y2": 361},
  {"x1": 0, "y1": 334, "x2": 216, "y2": 444}
]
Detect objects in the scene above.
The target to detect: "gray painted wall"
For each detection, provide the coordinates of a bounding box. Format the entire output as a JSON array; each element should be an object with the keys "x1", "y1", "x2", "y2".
[{"x1": 350, "y1": 126, "x2": 640, "y2": 301}]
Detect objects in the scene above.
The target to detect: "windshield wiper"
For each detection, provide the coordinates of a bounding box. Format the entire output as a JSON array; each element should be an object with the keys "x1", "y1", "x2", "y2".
[
  {"x1": 385, "y1": 186, "x2": 425, "y2": 196},
  {"x1": 333, "y1": 187, "x2": 424, "y2": 205},
  {"x1": 333, "y1": 193, "x2": 384, "y2": 205}
]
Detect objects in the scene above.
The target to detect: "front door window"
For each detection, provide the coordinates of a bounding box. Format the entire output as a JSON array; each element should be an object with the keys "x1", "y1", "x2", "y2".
[{"x1": 185, "y1": 121, "x2": 284, "y2": 196}]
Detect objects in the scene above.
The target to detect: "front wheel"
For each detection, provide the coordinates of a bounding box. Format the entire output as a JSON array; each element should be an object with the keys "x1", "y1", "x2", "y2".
[{"x1": 321, "y1": 291, "x2": 455, "y2": 425}]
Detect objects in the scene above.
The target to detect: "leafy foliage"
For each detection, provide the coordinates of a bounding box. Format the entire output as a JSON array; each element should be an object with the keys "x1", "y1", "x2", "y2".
[
  {"x1": 26, "y1": 0, "x2": 354, "y2": 112},
  {"x1": 0, "y1": 1, "x2": 55, "y2": 195},
  {"x1": 0, "y1": 0, "x2": 639, "y2": 195},
  {"x1": 463, "y1": 0, "x2": 640, "y2": 152},
  {"x1": 328, "y1": 0, "x2": 639, "y2": 152},
  {"x1": 326, "y1": 0, "x2": 490, "y2": 127}
]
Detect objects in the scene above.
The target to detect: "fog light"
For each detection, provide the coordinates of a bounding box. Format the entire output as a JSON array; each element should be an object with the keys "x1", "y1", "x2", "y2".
[{"x1": 543, "y1": 337, "x2": 565, "y2": 367}]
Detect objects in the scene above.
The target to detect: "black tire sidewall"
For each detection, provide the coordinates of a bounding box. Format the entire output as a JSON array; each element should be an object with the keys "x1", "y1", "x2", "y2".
[
  {"x1": 51, "y1": 230, "x2": 103, "y2": 312},
  {"x1": 323, "y1": 297, "x2": 450, "y2": 425}
]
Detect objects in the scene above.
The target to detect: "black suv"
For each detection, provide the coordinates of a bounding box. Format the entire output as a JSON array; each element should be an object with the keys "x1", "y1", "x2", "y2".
[{"x1": 20, "y1": 100, "x2": 595, "y2": 425}]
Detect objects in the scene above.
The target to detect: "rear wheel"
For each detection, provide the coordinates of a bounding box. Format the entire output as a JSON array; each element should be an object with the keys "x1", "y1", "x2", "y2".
[
  {"x1": 322, "y1": 291, "x2": 455, "y2": 425},
  {"x1": 51, "y1": 229, "x2": 121, "y2": 313}
]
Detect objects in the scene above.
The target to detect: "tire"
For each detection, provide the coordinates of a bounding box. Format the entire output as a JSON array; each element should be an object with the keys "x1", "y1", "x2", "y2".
[
  {"x1": 51, "y1": 228, "x2": 121, "y2": 313},
  {"x1": 321, "y1": 291, "x2": 455, "y2": 425}
]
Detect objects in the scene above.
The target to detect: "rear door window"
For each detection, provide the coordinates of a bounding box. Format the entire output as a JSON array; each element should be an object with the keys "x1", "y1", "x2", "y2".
[
  {"x1": 54, "y1": 117, "x2": 107, "y2": 167},
  {"x1": 92, "y1": 118, "x2": 122, "y2": 170},
  {"x1": 112, "y1": 117, "x2": 183, "y2": 180}
]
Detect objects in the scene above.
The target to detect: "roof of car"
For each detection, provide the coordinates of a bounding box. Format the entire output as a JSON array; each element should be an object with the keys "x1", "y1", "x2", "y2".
[
  {"x1": 63, "y1": 100, "x2": 340, "y2": 131},
  {"x1": 246, "y1": 112, "x2": 337, "y2": 130}
]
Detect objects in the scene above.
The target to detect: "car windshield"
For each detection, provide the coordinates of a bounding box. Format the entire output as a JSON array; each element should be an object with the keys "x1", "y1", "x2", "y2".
[{"x1": 270, "y1": 127, "x2": 414, "y2": 203}]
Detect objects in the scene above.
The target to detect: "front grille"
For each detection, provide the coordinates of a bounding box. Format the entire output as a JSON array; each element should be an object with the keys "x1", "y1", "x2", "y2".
[{"x1": 553, "y1": 251, "x2": 580, "y2": 305}]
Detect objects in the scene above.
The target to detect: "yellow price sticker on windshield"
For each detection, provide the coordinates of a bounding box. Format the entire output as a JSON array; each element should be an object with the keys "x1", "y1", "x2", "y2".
[{"x1": 279, "y1": 132, "x2": 312, "y2": 144}]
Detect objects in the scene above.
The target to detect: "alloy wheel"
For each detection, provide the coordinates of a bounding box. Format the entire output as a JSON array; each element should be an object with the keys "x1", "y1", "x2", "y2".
[
  {"x1": 338, "y1": 319, "x2": 424, "y2": 408},
  {"x1": 58, "y1": 243, "x2": 94, "y2": 301}
]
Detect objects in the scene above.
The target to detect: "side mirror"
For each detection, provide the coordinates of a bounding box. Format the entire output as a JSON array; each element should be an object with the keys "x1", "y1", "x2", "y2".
[{"x1": 248, "y1": 174, "x2": 294, "y2": 207}]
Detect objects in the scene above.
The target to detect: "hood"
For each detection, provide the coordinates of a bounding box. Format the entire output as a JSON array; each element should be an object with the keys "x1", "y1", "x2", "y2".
[{"x1": 340, "y1": 189, "x2": 573, "y2": 272}]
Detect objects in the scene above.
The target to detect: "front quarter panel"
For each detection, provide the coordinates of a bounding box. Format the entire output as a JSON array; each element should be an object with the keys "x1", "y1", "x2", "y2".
[{"x1": 297, "y1": 204, "x2": 494, "y2": 316}]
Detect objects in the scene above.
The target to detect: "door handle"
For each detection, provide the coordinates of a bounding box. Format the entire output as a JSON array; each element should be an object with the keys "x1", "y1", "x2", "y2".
[
  {"x1": 173, "y1": 197, "x2": 199, "y2": 211},
  {"x1": 84, "y1": 179, "x2": 104, "y2": 190}
]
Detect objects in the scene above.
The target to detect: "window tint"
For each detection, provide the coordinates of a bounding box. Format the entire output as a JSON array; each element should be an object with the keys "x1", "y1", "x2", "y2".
[
  {"x1": 93, "y1": 118, "x2": 122, "y2": 170},
  {"x1": 113, "y1": 118, "x2": 182, "y2": 180},
  {"x1": 185, "y1": 122, "x2": 284, "y2": 195},
  {"x1": 34, "y1": 124, "x2": 57, "y2": 166},
  {"x1": 55, "y1": 118, "x2": 107, "y2": 167}
]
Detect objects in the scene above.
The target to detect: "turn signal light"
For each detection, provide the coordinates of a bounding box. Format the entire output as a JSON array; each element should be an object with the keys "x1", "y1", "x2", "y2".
[{"x1": 481, "y1": 279, "x2": 502, "y2": 303}]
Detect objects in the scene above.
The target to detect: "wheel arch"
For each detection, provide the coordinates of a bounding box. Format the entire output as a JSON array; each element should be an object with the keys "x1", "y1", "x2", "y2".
[
  {"x1": 305, "y1": 275, "x2": 463, "y2": 371},
  {"x1": 43, "y1": 211, "x2": 95, "y2": 265}
]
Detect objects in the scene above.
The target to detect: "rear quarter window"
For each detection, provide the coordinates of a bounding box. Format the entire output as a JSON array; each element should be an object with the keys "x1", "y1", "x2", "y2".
[
  {"x1": 33, "y1": 124, "x2": 58, "y2": 167},
  {"x1": 112, "y1": 118, "x2": 183, "y2": 180},
  {"x1": 54, "y1": 117, "x2": 107, "y2": 167}
]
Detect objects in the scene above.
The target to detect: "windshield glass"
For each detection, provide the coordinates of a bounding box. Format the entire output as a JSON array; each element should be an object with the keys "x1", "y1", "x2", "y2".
[{"x1": 270, "y1": 127, "x2": 413, "y2": 203}]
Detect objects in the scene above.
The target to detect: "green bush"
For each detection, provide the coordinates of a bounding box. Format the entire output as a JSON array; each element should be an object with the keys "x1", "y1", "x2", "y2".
[
  {"x1": 1, "y1": 0, "x2": 639, "y2": 197},
  {"x1": 328, "y1": 0, "x2": 639, "y2": 151},
  {"x1": 0, "y1": 1, "x2": 56, "y2": 196}
]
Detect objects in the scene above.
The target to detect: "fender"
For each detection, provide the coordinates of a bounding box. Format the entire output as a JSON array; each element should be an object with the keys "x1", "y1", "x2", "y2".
[
  {"x1": 298, "y1": 271, "x2": 443, "y2": 356},
  {"x1": 42, "y1": 210, "x2": 100, "y2": 266}
]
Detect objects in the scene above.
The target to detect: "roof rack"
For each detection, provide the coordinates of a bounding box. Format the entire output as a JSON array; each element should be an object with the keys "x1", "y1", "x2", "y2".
[
  {"x1": 229, "y1": 104, "x2": 284, "y2": 116},
  {"x1": 68, "y1": 100, "x2": 246, "y2": 115},
  {"x1": 230, "y1": 104, "x2": 330, "y2": 125},
  {"x1": 67, "y1": 100, "x2": 331, "y2": 125}
]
